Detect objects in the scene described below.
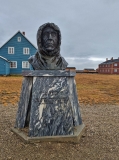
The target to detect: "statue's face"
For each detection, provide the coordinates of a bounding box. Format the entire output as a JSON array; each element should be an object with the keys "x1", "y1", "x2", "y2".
[{"x1": 42, "y1": 27, "x2": 58, "y2": 52}]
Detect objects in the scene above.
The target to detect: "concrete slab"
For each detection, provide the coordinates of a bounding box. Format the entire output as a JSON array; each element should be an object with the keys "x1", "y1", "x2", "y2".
[{"x1": 11, "y1": 124, "x2": 85, "y2": 144}]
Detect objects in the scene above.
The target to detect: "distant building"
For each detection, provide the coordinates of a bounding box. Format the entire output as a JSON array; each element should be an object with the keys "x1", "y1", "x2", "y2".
[
  {"x1": 76, "y1": 68, "x2": 97, "y2": 74},
  {"x1": 76, "y1": 70, "x2": 84, "y2": 73},
  {"x1": 96, "y1": 68, "x2": 99, "y2": 73},
  {"x1": 98, "y1": 57, "x2": 119, "y2": 74},
  {"x1": 83, "y1": 68, "x2": 96, "y2": 72},
  {"x1": 0, "y1": 31, "x2": 37, "y2": 75},
  {"x1": 66, "y1": 67, "x2": 76, "y2": 71}
]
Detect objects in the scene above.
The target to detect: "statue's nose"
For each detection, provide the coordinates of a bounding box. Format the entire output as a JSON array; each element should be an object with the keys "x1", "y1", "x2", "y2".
[{"x1": 48, "y1": 33, "x2": 52, "y2": 39}]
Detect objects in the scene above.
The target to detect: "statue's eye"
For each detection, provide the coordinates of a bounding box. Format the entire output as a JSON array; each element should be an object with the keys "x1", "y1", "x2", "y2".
[
  {"x1": 43, "y1": 31, "x2": 57, "y2": 38},
  {"x1": 44, "y1": 32, "x2": 49, "y2": 36},
  {"x1": 51, "y1": 32, "x2": 57, "y2": 37}
]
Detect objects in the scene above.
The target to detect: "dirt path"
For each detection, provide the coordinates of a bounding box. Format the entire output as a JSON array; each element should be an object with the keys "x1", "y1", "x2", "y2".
[{"x1": 0, "y1": 104, "x2": 119, "y2": 160}]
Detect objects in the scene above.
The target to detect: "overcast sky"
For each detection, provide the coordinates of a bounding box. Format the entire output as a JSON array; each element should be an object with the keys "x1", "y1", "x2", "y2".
[{"x1": 0, "y1": 0, "x2": 119, "y2": 69}]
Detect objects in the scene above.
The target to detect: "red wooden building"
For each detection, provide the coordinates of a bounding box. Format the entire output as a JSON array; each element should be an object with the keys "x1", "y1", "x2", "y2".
[{"x1": 98, "y1": 57, "x2": 119, "y2": 74}]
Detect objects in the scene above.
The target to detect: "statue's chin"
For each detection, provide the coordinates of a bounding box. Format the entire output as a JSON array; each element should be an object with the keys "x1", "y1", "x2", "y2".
[
  {"x1": 46, "y1": 51, "x2": 55, "y2": 57},
  {"x1": 44, "y1": 47, "x2": 55, "y2": 56}
]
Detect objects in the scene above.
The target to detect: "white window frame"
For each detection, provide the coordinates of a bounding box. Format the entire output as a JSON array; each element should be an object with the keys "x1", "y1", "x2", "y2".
[
  {"x1": 114, "y1": 69, "x2": 117, "y2": 72},
  {"x1": 114, "y1": 63, "x2": 117, "y2": 66},
  {"x1": 23, "y1": 48, "x2": 29, "y2": 55},
  {"x1": 10, "y1": 61, "x2": 17, "y2": 68},
  {"x1": 8, "y1": 47, "x2": 14, "y2": 54},
  {"x1": 22, "y1": 61, "x2": 29, "y2": 68},
  {"x1": 18, "y1": 37, "x2": 21, "y2": 42}
]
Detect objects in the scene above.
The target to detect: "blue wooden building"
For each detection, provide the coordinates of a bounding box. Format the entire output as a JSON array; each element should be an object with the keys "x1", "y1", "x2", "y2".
[{"x1": 0, "y1": 31, "x2": 37, "y2": 75}]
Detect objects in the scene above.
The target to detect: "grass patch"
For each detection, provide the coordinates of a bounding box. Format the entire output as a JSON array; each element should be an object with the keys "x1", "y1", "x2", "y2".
[
  {"x1": 75, "y1": 74, "x2": 119, "y2": 105},
  {"x1": 0, "y1": 74, "x2": 119, "y2": 106}
]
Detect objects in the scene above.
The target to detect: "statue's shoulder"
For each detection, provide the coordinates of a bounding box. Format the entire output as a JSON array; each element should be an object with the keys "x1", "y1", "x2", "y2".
[
  {"x1": 28, "y1": 55, "x2": 35, "y2": 64},
  {"x1": 28, "y1": 52, "x2": 39, "y2": 64},
  {"x1": 28, "y1": 53, "x2": 37, "y2": 64},
  {"x1": 28, "y1": 52, "x2": 46, "y2": 70},
  {"x1": 56, "y1": 56, "x2": 68, "y2": 69},
  {"x1": 61, "y1": 56, "x2": 68, "y2": 64},
  {"x1": 28, "y1": 52, "x2": 39, "y2": 70}
]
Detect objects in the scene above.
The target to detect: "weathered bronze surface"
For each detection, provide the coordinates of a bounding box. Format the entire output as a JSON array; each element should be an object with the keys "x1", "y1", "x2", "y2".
[{"x1": 28, "y1": 23, "x2": 68, "y2": 70}]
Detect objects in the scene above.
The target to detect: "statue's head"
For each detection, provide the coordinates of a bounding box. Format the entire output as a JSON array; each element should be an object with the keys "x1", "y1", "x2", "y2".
[{"x1": 37, "y1": 23, "x2": 61, "y2": 56}]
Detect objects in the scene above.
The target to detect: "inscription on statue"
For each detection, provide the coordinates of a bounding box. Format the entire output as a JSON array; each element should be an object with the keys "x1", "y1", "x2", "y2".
[{"x1": 35, "y1": 98, "x2": 69, "y2": 104}]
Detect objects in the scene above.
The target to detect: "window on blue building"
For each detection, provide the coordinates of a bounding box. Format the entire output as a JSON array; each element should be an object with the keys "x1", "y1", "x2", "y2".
[
  {"x1": 23, "y1": 48, "x2": 29, "y2": 54},
  {"x1": 18, "y1": 37, "x2": 21, "y2": 42},
  {"x1": 10, "y1": 61, "x2": 17, "y2": 68},
  {"x1": 8, "y1": 47, "x2": 14, "y2": 54},
  {"x1": 22, "y1": 61, "x2": 29, "y2": 68}
]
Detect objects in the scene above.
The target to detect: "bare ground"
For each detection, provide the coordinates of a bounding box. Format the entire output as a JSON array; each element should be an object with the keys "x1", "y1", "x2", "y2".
[{"x1": 0, "y1": 104, "x2": 119, "y2": 160}]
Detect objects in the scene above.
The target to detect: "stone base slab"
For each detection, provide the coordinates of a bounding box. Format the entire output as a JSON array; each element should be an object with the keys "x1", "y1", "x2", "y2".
[{"x1": 11, "y1": 124, "x2": 85, "y2": 144}]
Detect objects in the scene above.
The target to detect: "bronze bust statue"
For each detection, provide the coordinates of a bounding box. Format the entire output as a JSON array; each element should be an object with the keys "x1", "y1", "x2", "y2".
[{"x1": 28, "y1": 23, "x2": 68, "y2": 70}]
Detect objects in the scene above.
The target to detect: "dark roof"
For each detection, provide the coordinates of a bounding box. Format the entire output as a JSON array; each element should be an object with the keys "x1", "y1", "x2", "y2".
[
  {"x1": 66, "y1": 67, "x2": 76, "y2": 69},
  {"x1": 84, "y1": 68, "x2": 95, "y2": 71},
  {"x1": 100, "y1": 58, "x2": 119, "y2": 64},
  {"x1": 0, "y1": 56, "x2": 10, "y2": 62}
]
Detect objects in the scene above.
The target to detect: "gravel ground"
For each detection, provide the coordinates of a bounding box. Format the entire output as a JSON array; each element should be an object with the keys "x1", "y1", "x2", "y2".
[{"x1": 0, "y1": 104, "x2": 119, "y2": 160}]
